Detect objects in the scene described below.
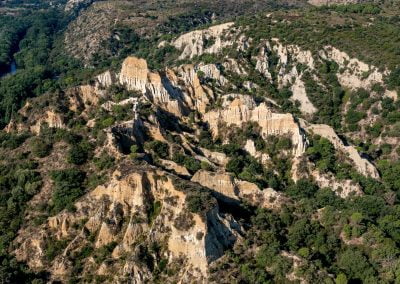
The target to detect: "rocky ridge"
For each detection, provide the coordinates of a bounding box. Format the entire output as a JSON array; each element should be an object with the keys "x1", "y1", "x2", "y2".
[{"x1": 9, "y1": 19, "x2": 393, "y2": 283}]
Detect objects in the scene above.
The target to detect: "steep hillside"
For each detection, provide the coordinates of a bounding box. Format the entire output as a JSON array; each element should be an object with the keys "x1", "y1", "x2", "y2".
[
  {"x1": 1, "y1": 1, "x2": 400, "y2": 283},
  {"x1": 63, "y1": 0, "x2": 308, "y2": 63}
]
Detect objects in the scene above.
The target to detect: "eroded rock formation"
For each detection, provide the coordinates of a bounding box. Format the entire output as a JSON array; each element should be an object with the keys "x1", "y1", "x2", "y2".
[
  {"x1": 15, "y1": 164, "x2": 241, "y2": 282},
  {"x1": 204, "y1": 95, "x2": 307, "y2": 157}
]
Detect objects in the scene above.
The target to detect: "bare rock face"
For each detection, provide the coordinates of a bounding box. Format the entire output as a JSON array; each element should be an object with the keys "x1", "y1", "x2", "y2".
[
  {"x1": 97, "y1": 70, "x2": 114, "y2": 87},
  {"x1": 223, "y1": 58, "x2": 248, "y2": 76},
  {"x1": 302, "y1": 121, "x2": 379, "y2": 179},
  {"x1": 174, "y1": 64, "x2": 214, "y2": 114},
  {"x1": 255, "y1": 46, "x2": 273, "y2": 81},
  {"x1": 311, "y1": 170, "x2": 363, "y2": 198},
  {"x1": 267, "y1": 39, "x2": 317, "y2": 115},
  {"x1": 68, "y1": 84, "x2": 107, "y2": 113},
  {"x1": 204, "y1": 95, "x2": 307, "y2": 157},
  {"x1": 192, "y1": 170, "x2": 285, "y2": 209},
  {"x1": 65, "y1": 0, "x2": 96, "y2": 11},
  {"x1": 196, "y1": 63, "x2": 228, "y2": 86},
  {"x1": 291, "y1": 76, "x2": 317, "y2": 115},
  {"x1": 173, "y1": 22, "x2": 235, "y2": 59},
  {"x1": 30, "y1": 110, "x2": 66, "y2": 135},
  {"x1": 199, "y1": 147, "x2": 230, "y2": 167},
  {"x1": 160, "y1": 159, "x2": 191, "y2": 177},
  {"x1": 320, "y1": 46, "x2": 396, "y2": 99},
  {"x1": 271, "y1": 38, "x2": 315, "y2": 71},
  {"x1": 119, "y1": 57, "x2": 184, "y2": 116},
  {"x1": 244, "y1": 139, "x2": 271, "y2": 165},
  {"x1": 14, "y1": 163, "x2": 240, "y2": 282}
]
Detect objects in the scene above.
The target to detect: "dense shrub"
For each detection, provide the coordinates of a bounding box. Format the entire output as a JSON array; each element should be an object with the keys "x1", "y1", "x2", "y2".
[
  {"x1": 172, "y1": 152, "x2": 201, "y2": 174},
  {"x1": 30, "y1": 137, "x2": 52, "y2": 158},
  {"x1": 45, "y1": 238, "x2": 68, "y2": 262},
  {"x1": 93, "y1": 152, "x2": 115, "y2": 170},
  {"x1": 0, "y1": 132, "x2": 30, "y2": 149},
  {"x1": 346, "y1": 109, "x2": 366, "y2": 125},
  {"x1": 145, "y1": 140, "x2": 169, "y2": 159},
  {"x1": 147, "y1": 201, "x2": 162, "y2": 224},
  {"x1": 50, "y1": 168, "x2": 86, "y2": 213},
  {"x1": 186, "y1": 190, "x2": 216, "y2": 216},
  {"x1": 286, "y1": 179, "x2": 319, "y2": 199},
  {"x1": 67, "y1": 141, "x2": 93, "y2": 165},
  {"x1": 306, "y1": 136, "x2": 336, "y2": 173}
]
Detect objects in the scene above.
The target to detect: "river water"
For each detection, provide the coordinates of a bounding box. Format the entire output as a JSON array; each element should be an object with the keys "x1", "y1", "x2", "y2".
[
  {"x1": 10, "y1": 61, "x2": 16, "y2": 74},
  {"x1": 0, "y1": 60, "x2": 17, "y2": 78}
]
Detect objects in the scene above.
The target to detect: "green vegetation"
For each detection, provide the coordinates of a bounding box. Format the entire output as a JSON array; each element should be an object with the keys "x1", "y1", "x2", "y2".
[
  {"x1": 0, "y1": 158, "x2": 45, "y2": 282},
  {"x1": 30, "y1": 137, "x2": 53, "y2": 158},
  {"x1": 1, "y1": 1, "x2": 400, "y2": 283},
  {"x1": 50, "y1": 168, "x2": 86, "y2": 213},
  {"x1": 93, "y1": 151, "x2": 115, "y2": 170},
  {"x1": 303, "y1": 63, "x2": 344, "y2": 128},
  {"x1": 148, "y1": 201, "x2": 162, "y2": 224},
  {"x1": 238, "y1": 4, "x2": 400, "y2": 70},
  {"x1": 0, "y1": 7, "x2": 96, "y2": 128},
  {"x1": 186, "y1": 190, "x2": 216, "y2": 215},
  {"x1": 172, "y1": 152, "x2": 202, "y2": 174},
  {"x1": 318, "y1": 3, "x2": 382, "y2": 15},
  {"x1": 93, "y1": 242, "x2": 118, "y2": 264},
  {"x1": 44, "y1": 238, "x2": 68, "y2": 262},
  {"x1": 306, "y1": 136, "x2": 336, "y2": 173},
  {"x1": 0, "y1": 132, "x2": 30, "y2": 149},
  {"x1": 145, "y1": 140, "x2": 170, "y2": 159},
  {"x1": 67, "y1": 140, "x2": 94, "y2": 165}
]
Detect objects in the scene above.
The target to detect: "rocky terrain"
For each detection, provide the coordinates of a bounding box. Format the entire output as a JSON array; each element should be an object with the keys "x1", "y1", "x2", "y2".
[{"x1": 1, "y1": 1, "x2": 400, "y2": 283}]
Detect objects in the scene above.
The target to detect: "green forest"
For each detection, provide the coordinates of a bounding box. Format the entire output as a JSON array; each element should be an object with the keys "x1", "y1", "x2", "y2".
[{"x1": 1, "y1": 0, "x2": 400, "y2": 283}]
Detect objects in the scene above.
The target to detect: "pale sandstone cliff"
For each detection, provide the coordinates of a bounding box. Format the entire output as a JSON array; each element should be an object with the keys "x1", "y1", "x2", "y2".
[
  {"x1": 8, "y1": 20, "x2": 397, "y2": 284},
  {"x1": 119, "y1": 57, "x2": 185, "y2": 117},
  {"x1": 15, "y1": 164, "x2": 240, "y2": 282},
  {"x1": 173, "y1": 64, "x2": 214, "y2": 114},
  {"x1": 173, "y1": 22, "x2": 235, "y2": 59},
  {"x1": 196, "y1": 63, "x2": 228, "y2": 87},
  {"x1": 30, "y1": 110, "x2": 66, "y2": 135},
  {"x1": 204, "y1": 95, "x2": 307, "y2": 157},
  {"x1": 268, "y1": 39, "x2": 317, "y2": 115},
  {"x1": 192, "y1": 170, "x2": 285, "y2": 209}
]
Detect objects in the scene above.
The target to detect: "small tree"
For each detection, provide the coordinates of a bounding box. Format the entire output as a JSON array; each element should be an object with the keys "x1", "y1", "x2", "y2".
[
  {"x1": 335, "y1": 273, "x2": 348, "y2": 284},
  {"x1": 30, "y1": 137, "x2": 52, "y2": 158}
]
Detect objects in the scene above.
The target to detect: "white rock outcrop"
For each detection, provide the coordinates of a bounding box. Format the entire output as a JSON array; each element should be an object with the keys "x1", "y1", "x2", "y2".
[
  {"x1": 302, "y1": 121, "x2": 379, "y2": 178},
  {"x1": 173, "y1": 22, "x2": 235, "y2": 59},
  {"x1": 255, "y1": 47, "x2": 273, "y2": 81},
  {"x1": 192, "y1": 170, "x2": 284, "y2": 209},
  {"x1": 291, "y1": 76, "x2": 317, "y2": 115},
  {"x1": 196, "y1": 63, "x2": 228, "y2": 86},
  {"x1": 311, "y1": 171, "x2": 363, "y2": 198},
  {"x1": 204, "y1": 95, "x2": 307, "y2": 157},
  {"x1": 321, "y1": 46, "x2": 394, "y2": 93},
  {"x1": 271, "y1": 39, "x2": 315, "y2": 70},
  {"x1": 96, "y1": 70, "x2": 115, "y2": 88}
]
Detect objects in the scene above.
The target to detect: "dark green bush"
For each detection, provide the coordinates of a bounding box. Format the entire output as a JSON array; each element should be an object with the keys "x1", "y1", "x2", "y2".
[
  {"x1": 67, "y1": 141, "x2": 93, "y2": 165},
  {"x1": 145, "y1": 140, "x2": 169, "y2": 159},
  {"x1": 50, "y1": 168, "x2": 86, "y2": 213},
  {"x1": 30, "y1": 137, "x2": 52, "y2": 158},
  {"x1": 186, "y1": 190, "x2": 216, "y2": 215},
  {"x1": 93, "y1": 152, "x2": 115, "y2": 170}
]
